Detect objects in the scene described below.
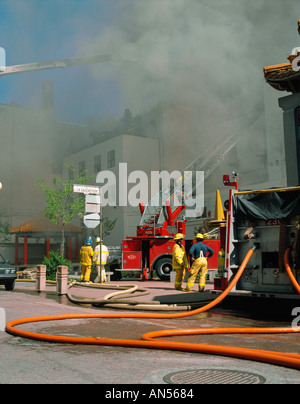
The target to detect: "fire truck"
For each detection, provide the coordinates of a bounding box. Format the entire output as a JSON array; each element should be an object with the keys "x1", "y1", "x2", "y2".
[
  {"x1": 121, "y1": 199, "x2": 220, "y2": 280},
  {"x1": 120, "y1": 159, "x2": 224, "y2": 281},
  {"x1": 121, "y1": 207, "x2": 220, "y2": 281},
  {"x1": 120, "y1": 116, "x2": 259, "y2": 281},
  {"x1": 121, "y1": 169, "x2": 300, "y2": 304},
  {"x1": 220, "y1": 174, "x2": 300, "y2": 299}
]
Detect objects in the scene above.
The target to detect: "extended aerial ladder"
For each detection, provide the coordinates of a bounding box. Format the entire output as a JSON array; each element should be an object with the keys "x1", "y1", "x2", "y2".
[
  {"x1": 122, "y1": 112, "x2": 261, "y2": 279},
  {"x1": 138, "y1": 111, "x2": 260, "y2": 237},
  {"x1": 0, "y1": 53, "x2": 116, "y2": 76}
]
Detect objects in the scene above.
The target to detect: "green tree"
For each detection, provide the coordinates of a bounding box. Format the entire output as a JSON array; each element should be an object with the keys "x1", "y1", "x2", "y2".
[
  {"x1": 0, "y1": 211, "x2": 10, "y2": 243},
  {"x1": 36, "y1": 165, "x2": 94, "y2": 256}
]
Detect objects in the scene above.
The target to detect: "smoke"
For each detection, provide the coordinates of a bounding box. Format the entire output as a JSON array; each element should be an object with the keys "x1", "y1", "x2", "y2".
[
  {"x1": 1, "y1": 0, "x2": 300, "y2": 232},
  {"x1": 72, "y1": 0, "x2": 300, "y2": 195},
  {"x1": 2, "y1": 0, "x2": 299, "y2": 126},
  {"x1": 77, "y1": 0, "x2": 299, "y2": 126}
]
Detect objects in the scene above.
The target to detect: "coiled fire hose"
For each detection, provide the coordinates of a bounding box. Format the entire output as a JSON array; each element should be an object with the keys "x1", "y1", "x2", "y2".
[
  {"x1": 5, "y1": 246, "x2": 300, "y2": 370},
  {"x1": 66, "y1": 282, "x2": 191, "y2": 311}
]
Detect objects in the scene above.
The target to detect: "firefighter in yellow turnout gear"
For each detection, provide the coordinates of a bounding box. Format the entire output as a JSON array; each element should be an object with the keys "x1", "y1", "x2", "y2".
[
  {"x1": 80, "y1": 237, "x2": 94, "y2": 283},
  {"x1": 172, "y1": 233, "x2": 189, "y2": 290},
  {"x1": 185, "y1": 233, "x2": 214, "y2": 292},
  {"x1": 93, "y1": 237, "x2": 109, "y2": 283}
]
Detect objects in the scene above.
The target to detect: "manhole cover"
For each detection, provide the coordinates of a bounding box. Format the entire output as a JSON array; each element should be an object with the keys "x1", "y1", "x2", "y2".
[{"x1": 163, "y1": 369, "x2": 266, "y2": 385}]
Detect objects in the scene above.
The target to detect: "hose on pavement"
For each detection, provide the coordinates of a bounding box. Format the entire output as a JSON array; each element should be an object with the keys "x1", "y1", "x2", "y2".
[
  {"x1": 5, "y1": 246, "x2": 300, "y2": 370},
  {"x1": 66, "y1": 282, "x2": 191, "y2": 311}
]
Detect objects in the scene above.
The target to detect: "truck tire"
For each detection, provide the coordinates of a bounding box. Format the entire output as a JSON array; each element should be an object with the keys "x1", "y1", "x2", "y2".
[
  {"x1": 154, "y1": 257, "x2": 172, "y2": 280},
  {"x1": 5, "y1": 280, "x2": 15, "y2": 291}
]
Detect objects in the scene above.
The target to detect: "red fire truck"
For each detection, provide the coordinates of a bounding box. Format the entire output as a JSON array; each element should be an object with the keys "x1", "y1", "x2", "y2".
[
  {"x1": 121, "y1": 197, "x2": 220, "y2": 280},
  {"x1": 120, "y1": 126, "x2": 246, "y2": 281}
]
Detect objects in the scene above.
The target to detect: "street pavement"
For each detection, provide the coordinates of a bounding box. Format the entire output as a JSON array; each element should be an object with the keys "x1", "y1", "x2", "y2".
[{"x1": 0, "y1": 280, "x2": 299, "y2": 385}]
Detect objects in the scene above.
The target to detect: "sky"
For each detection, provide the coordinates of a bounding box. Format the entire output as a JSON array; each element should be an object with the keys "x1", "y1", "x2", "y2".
[
  {"x1": 0, "y1": 0, "x2": 299, "y2": 126},
  {"x1": 0, "y1": 0, "x2": 134, "y2": 123}
]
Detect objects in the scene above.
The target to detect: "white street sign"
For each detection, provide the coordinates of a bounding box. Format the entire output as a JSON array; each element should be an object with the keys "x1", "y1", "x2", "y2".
[
  {"x1": 85, "y1": 194, "x2": 100, "y2": 213},
  {"x1": 73, "y1": 184, "x2": 100, "y2": 195},
  {"x1": 73, "y1": 185, "x2": 101, "y2": 228},
  {"x1": 0, "y1": 308, "x2": 6, "y2": 332}
]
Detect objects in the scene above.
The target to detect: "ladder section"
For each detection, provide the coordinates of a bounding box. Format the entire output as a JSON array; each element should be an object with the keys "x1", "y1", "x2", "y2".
[{"x1": 140, "y1": 112, "x2": 260, "y2": 228}]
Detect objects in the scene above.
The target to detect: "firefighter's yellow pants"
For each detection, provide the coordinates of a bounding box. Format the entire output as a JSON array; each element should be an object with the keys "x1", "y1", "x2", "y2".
[
  {"x1": 80, "y1": 265, "x2": 92, "y2": 282},
  {"x1": 185, "y1": 257, "x2": 208, "y2": 292},
  {"x1": 174, "y1": 267, "x2": 186, "y2": 290}
]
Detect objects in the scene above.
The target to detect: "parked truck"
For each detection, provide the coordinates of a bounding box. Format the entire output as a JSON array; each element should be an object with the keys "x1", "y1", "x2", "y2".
[{"x1": 214, "y1": 174, "x2": 300, "y2": 299}]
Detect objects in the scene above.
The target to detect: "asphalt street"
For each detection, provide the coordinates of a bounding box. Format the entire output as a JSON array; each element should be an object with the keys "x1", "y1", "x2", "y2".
[{"x1": 0, "y1": 281, "x2": 299, "y2": 385}]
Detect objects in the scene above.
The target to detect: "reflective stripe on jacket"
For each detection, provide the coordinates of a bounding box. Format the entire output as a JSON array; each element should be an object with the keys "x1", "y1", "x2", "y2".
[
  {"x1": 93, "y1": 244, "x2": 109, "y2": 265},
  {"x1": 172, "y1": 243, "x2": 188, "y2": 270}
]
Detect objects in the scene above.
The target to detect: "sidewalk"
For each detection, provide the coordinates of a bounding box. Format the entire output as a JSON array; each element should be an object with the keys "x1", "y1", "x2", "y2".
[{"x1": 0, "y1": 279, "x2": 299, "y2": 384}]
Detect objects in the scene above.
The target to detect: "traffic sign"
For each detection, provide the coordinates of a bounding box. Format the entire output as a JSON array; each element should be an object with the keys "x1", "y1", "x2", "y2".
[
  {"x1": 85, "y1": 194, "x2": 100, "y2": 213},
  {"x1": 73, "y1": 184, "x2": 100, "y2": 195},
  {"x1": 83, "y1": 213, "x2": 101, "y2": 229},
  {"x1": 73, "y1": 184, "x2": 101, "y2": 229}
]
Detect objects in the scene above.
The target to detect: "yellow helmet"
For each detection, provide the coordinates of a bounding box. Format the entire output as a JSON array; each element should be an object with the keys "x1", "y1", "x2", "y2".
[
  {"x1": 174, "y1": 233, "x2": 185, "y2": 241},
  {"x1": 195, "y1": 233, "x2": 204, "y2": 239}
]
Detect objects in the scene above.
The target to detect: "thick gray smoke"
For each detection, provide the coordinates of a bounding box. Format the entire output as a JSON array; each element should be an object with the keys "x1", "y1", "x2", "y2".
[
  {"x1": 0, "y1": 0, "x2": 299, "y2": 239},
  {"x1": 78, "y1": 0, "x2": 299, "y2": 125},
  {"x1": 72, "y1": 0, "x2": 300, "y2": 197}
]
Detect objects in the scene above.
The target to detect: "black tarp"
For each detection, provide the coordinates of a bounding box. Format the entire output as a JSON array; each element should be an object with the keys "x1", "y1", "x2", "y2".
[{"x1": 234, "y1": 190, "x2": 300, "y2": 221}]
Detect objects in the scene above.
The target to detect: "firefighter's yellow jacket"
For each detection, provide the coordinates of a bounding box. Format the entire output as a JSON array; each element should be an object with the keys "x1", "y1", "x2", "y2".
[
  {"x1": 172, "y1": 243, "x2": 188, "y2": 270},
  {"x1": 80, "y1": 245, "x2": 94, "y2": 266}
]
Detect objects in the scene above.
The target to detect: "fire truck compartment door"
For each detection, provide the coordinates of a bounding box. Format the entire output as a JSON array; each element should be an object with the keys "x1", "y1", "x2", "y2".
[{"x1": 122, "y1": 251, "x2": 142, "y2": 270}]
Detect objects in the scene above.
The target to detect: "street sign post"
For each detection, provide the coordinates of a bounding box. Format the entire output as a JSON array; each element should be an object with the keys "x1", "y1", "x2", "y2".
[
  {"x1": 73, "y1": 184, "x2": 100, "y2": 195},
  {"x1": 73, "y1": 185, "x2": 101, "y2": 229},
  {"x1": 85, "y1": 194, "x2": 101, "y2": 214},
  {"x1": 73, "y1": 184, "x2": 104, "y2": 282}
]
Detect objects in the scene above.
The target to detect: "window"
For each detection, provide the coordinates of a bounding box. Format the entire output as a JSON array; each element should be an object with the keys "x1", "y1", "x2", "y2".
[
  {"x1": 107, "y1": 150, "x2": 115, "y2": 169},
  {"x1": 79, "y1": 161, "x2": 86, "y2": 177},
  {"x1": 94, "y1": 155, "x2": 101, "y2": 174}
]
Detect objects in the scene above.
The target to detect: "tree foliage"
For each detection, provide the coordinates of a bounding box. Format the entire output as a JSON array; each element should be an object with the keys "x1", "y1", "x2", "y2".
[
  {"x1": 0, "y1": 211, "x2": 10, "y2": 243},
  {"x1": 36, "y1": 165, "x2": 94, "y2": 255}
]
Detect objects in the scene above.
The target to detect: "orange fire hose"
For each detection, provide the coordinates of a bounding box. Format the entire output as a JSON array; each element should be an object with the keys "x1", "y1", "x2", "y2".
[
  {"x1": 284, "y1": 248, "x2": 300, "y2": 295},
  {"x1": 5, "y1": 246, "x2": 300, "y2": 370}
]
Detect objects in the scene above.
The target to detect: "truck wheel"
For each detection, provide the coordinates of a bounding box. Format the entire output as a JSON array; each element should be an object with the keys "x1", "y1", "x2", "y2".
[
  {"x1": 5, "y1": 280, "x2": 15, "y2": 291},
  {"x1": 154, "y1": 257, "x2": 172, "y2": 280}
]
